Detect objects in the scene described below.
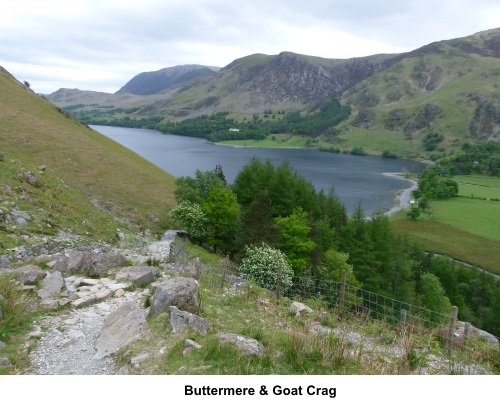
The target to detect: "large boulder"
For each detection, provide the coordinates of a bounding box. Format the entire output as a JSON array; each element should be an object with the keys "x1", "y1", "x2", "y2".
[
  {"x1": 94, "y1": 302, "x2": 146, "y2": 360},
  {"x1": 87, "y1": 252, "x2": 127, "y2": 277},
  {"x1": 0, "y1": 256, "x2": 12, "y2": 269},
  {"x1": 115, "y1": 266, "x2": 155, "y2": 287},
  {"x1": 41, "y1": 271, "x2": 65, "y2": 295},
  {"x1": 16, "y1": 265, "x2": 46, "y2": 285},
  {"x1": 148, "y1": 277, "x2": 199, "y2": 317},
  {"x1": 53, "y1": 251, "x2": 91, "y2": 276},
  {"x1": 169, "y1": 306, "x2": 208, "y2": 335}
]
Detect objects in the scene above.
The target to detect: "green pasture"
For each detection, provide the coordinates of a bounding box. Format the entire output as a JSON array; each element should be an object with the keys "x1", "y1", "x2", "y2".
[
  {"x1": 453, "y1": 175, "x2": 500, "y2": 199},
  {"x1": 429, "y1": 198, "x2": 500, "y2": 242},
  {"x1": 391, "y1": 174, "x2": 500, "y2": 274},
  {"x1": 219, "y1": 135, "x2": 310, "y2": 148},
  {"x1": 391, "y1": 212, "x2": 500, "y2": 275}
]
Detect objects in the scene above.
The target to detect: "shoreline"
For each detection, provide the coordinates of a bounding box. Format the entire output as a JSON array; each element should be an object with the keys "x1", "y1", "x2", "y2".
[{"x1": 382, "y1": 172, "x2": 418, "y2": 217}]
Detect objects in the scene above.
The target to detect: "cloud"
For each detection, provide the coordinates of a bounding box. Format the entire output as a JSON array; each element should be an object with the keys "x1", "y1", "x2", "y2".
[{"x1": 1, "y1": 0, "x2": 499, "y2": 94}]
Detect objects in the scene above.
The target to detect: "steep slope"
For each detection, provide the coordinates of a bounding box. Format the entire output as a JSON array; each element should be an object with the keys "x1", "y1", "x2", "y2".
[
  {"x1": 116, "y1": 64, "x2": 219, "y2": 95},
  {"x1": 0, "y1": 66, "x2": 177, "y2": 249}
]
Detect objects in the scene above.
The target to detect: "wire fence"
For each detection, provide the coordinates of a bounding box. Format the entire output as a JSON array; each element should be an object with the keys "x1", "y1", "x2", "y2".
[{"x1": 167, "y1": 238, "x2": 500, "y2": 372}]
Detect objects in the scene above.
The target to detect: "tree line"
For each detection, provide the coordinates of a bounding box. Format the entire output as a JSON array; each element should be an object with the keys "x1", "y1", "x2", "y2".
[
  {"x1": 437, "y1": 141, "x2": 500, "y2": 176},
  {"x1": 169, "y1": 158, "x2": 499, "y2": 336},
  {"x1": 76, "y1": 97, "x2": 351, "y2": 142}
]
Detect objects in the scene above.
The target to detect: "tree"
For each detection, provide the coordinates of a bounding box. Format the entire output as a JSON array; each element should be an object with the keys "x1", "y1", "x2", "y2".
[
  {"x1": 169, "y1": 201, "x2": 208, "y2": 242},
  {"x1": 418, "y1": 273, "x2": 452, "y2": 323},
  {"x1": 406, "y1": 205, "x2": 421, "y2": 220},
  {"x1": 240, "y1": 189, "x2": 281, "y2": 248},
  {"x1": 239, "y1": 243, "x2": 293, "y2": 291},
  {"x1": 175, "y1": 169, "x2": 225, "y2": 204},
  {"x1": 322, "y1": 249, "x2": 360, "y2": 287},
  {"x1": 274, "y1": 207, "x2": 316, "y2": 275},
  {"x1": 213, "y1": 164, "x2": 227, "y2": 185},
  {"x1": 202, "y1": 187, "x2": 241, "y2": 254}
]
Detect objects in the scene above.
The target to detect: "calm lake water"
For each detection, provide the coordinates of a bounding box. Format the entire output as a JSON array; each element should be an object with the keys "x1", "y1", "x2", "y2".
[{"x1": 92, "y1": 125, "x2": 425, "y2": 215}]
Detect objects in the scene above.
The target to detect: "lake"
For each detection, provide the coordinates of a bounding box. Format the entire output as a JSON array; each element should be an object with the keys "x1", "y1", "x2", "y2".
[{"x1": 91, "y1": 125, "x2": 425, "y2": 215}]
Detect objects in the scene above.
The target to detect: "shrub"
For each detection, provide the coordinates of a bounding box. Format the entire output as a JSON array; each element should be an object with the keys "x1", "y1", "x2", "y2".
[{"x1": 239, "y1": 243, "x2": 294, "y2": 292}]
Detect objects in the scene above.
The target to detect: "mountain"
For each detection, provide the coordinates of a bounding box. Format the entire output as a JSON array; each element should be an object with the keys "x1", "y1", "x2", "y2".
[
  {"x1": 46, "y1": 52, "x2": 403, "y2": 118},
  {"x1": 0, "y1": 66, "x2": 176, "y2": 250},
  {"x1": 116, "y1": 64, "x2": 220, "y2": 95},
  {"x1": 47, "y1": 28, "x2": 500, "y2": 158},
  {"x1": 336, "y1": 28, "x2": 500, "y2": 158}
]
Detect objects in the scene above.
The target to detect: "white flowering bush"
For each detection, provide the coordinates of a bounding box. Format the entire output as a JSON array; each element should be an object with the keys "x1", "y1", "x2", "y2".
[
  {"x1": 239, "y1": 243, "x2": 294, "y2": 291},
  {"x1": 169, "y1": 201, "x2": 208, "y2": 241}
]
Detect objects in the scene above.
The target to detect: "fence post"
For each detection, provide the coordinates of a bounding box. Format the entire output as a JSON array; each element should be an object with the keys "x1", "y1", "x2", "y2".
[
  {"x1": 463, "y1": 322, "x2": 472, "y2": 346},
  {"x1": 195, "y1": 257, "x2": 202, "y2": 281},
  {"x1": 276, "y1": 262, "x2": 282, "y2": 300},
  {"x1": 220, "y1": 255, "x2": 229, "y2": 290},
  {"x1": 401, "y1": 309, "x2": 407, "y2": 330},
  {"x1": 338, "y1": 270, "x2": 346, "y2": 320},
  {"x1": 446, "y1": 306, "x2": 458, "y2": 354},
  {"x1": 168, "y1": 239, "x2": 176, "y2": 263}
]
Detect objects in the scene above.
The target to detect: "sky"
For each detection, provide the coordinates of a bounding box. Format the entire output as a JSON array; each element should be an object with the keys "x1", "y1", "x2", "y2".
[{"x1": 1, "y1": 0, "x2": 499, "y2": 94}]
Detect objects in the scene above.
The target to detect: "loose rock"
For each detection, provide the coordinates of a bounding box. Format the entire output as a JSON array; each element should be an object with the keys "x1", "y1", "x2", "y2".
[{"x1": 169, "y1": 306, "x2": 208, "y2": 335}]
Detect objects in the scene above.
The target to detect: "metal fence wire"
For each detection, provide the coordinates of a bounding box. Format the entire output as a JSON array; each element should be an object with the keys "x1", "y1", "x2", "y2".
[{"x1": 167, "y1": 240, "x2": 500, "y2": 371}]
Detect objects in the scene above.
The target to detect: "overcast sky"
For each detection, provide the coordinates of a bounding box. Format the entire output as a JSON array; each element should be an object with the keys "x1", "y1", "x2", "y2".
[{"x1": 1, "y1": 0, "x2": 499, "y2": 94}]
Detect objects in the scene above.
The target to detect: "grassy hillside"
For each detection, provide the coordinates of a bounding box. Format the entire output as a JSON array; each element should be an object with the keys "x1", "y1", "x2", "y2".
[
  {"x1": 335, "y1": 34, "x2": 500, "y2": 159},
  {"x1": 0, "y1": 67, "x2": 177, "y2": 249}
]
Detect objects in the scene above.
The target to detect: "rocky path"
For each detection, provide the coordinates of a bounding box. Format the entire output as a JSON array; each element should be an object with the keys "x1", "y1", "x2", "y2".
[
  {"x1": 26, "y1": 276, "x2": 152, "y2": 375},
  {"x1": 11, "y1": 235, "x2": 176, "y2": 375}
]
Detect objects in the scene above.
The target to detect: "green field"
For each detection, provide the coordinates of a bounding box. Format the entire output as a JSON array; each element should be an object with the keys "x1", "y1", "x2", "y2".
[
  {"x1": 453, "y1": 175, "x2": 500, "y2": 200},
  {"x1": 391, "y1": 175, "x2": 500, "y2": 275},
  {"x1": 430, "y1": 198, "x2": 500, "y2": 242},
  {"x1": 219, "y1": 135, "x2": 310, "y2": 148}
]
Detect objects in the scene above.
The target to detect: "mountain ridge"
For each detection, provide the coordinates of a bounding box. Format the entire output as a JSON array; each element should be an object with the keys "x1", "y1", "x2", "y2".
[{"x1": 45, "y1": 27, "x2": 500, "y2": 158}]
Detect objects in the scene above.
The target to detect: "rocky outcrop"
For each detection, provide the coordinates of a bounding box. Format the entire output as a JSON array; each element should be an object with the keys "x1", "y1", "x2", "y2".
[
  {"x1": 405, "y1": 102, "x2": 442, "y2": 133},
  {"x1": 353, "y1": 109, "x2": 376, "y2": 128},
  {"x1": 148, "y1": 277, "x2": 200, "y2": 317},
  {"x1": 216, "y1": 333, "x2": 265, "y2": 357},
  {"x1": 469, "y1": 96, "x2": 500, "y2": 139}
]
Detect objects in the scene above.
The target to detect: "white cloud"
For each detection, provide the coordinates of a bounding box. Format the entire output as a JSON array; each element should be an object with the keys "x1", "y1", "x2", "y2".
[{"x1": 1, "y1": 0, "x2": 499, "y2": 94}]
